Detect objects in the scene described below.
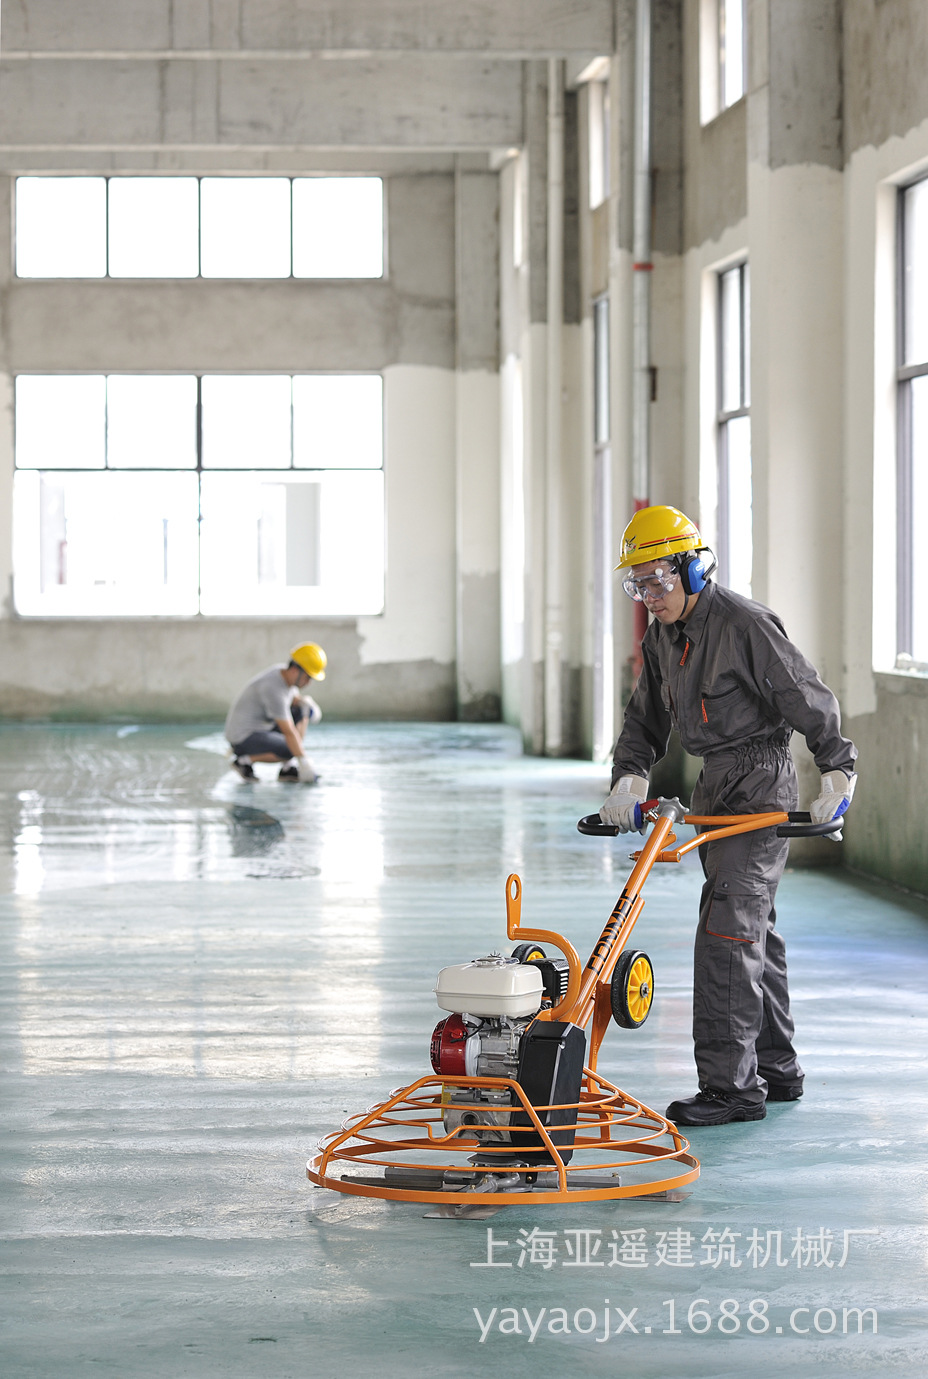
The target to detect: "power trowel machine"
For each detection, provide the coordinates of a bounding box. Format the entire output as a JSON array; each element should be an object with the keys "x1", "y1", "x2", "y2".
[{"x1": 307, "y1": 798, "x2": 837, "y2": 1213}]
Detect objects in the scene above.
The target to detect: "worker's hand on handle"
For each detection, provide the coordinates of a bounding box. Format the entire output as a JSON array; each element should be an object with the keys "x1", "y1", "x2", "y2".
[
  {"x1": 600, "y1": 775, "x2": 650, "y2": 834},
  {"x1": 810, "y1": 769, "x2": 857, "y2": 843}
]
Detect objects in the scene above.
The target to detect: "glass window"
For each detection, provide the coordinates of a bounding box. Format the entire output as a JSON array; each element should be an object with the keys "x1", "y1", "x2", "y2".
[
  {"x1": 292, "y1": 178, "x2": 384, "y2": 278},
  {"x1": 898, "y1": 177, "x2": 928, "y2": 666},
  {"x1": 15, "y1": 376, "x2": 107, "y2": 469},
  {"x1": 13, "y1": 470, "x2": 201, "y2": 616},
  {"x1": 587, "y1": 81, "x2": 611, "y2": 210},
  {"x1": 15, "y1": 176, "x2": 385, "y2": 279},
  {"x1": 292, "y1": 375, "x2": 383, "y2": 469},
  {"x1": 201, "y1": 375, "x2": 293, "y2": 469},
  {"x1": 719, "y1": 0, "x2": 746, "y2": 110},
  {"x1": 591, "y1": 296, "x2": 613, "y2": 764},
  {"x1": 106, "y1": 376, "x2": 199, "y2": 469},
  {"x1": 199, "y1": 178, "x2": 292, "y2": 278},
  {"x1": 717, "y1": 262, "x2": 751, "y2": 597},
  {"x1": 12, "y1": 373, "x2": 385, "y2": 617},
  {"x1": 15, "y1": 177, "x2": 107, "y2": 278},
  {"x1": 107, "y1": 178, "x2": 199, "y2": 278}
]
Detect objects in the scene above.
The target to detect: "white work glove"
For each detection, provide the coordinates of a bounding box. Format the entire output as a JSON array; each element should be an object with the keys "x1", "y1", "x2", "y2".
[
  {"x1": 600, "y1": 774, "x2": 650, "y2": 834},
  {"x1": 301, "y1": 695, "x2": 323, "y2": 724},
  {"x1": 296, "y1": 756, "x2": 318, "y2": 784},
  {"x1": 810, "y1": 769, "x2": 857, "y2": 843}
]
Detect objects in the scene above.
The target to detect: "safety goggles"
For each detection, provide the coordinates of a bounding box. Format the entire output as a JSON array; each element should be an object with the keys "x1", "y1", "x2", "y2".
[{"x1": 622, "y1": 563, "x2": 679, "y2": 602}]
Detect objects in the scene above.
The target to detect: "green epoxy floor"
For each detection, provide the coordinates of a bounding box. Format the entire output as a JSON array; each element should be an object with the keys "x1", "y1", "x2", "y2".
[{"x1": 1, "y1": 721, "x2": 926, "y2": 1377}]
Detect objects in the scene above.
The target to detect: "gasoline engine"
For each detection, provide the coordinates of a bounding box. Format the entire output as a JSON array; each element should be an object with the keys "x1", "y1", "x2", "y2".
[{"x1": 429, "y1": 950, "x2": 585, "y2": 1164}]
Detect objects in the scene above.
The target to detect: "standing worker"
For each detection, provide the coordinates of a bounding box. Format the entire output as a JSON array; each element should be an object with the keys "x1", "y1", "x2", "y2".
[
  {"x1": 225, "y1": 643, "x2": 327, "y2": 783},
  {"x1": 601, "y1": 506, "x2": 857, "y2": 1126}
]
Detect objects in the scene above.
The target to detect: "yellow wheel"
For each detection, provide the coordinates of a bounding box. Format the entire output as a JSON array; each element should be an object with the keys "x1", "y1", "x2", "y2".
[
  {"x1": 512, "y1": 942, "x2": 547, "y2": 964},
  {"x1": 611, "y1": 950, "x2": 654, "y2": 1028}
]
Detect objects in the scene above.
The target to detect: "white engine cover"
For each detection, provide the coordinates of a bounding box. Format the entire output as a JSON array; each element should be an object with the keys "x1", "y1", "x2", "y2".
[{"x1": 434, "y1": 953, "x2": 543, "y2": 1018}]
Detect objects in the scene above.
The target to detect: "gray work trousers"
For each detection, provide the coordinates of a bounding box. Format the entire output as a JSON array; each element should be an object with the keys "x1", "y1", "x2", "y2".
[{"x1": 689, "y1": 741, "x2": 803, "y2": 1105}]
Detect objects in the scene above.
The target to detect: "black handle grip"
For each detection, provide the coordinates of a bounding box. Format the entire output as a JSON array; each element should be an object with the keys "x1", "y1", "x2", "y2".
[
  {"x1": 775, "y1": 811, "x2": 844, "y2": 838},
  {"x1": 579, "y1": 808, "x2": 845, "y2": 839},
  {"x1": 577, "y1": 813, "x2": 619, "y2": 836}
]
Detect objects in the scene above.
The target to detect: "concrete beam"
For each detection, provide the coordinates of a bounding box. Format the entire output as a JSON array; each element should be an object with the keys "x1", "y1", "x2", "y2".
[
  {"x1": 0, "y1": 56, "x2": 523, "y2": 152},
  {"x1": 2, "y1": 0, "x2": 614, "y2": 58}
]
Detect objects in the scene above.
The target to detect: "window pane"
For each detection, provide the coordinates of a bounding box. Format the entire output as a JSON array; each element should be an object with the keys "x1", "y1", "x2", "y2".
[
  {"x1": 593, "y1": 298, "x2": 610, "y2": 444},
  {"x1": 13, "y1": 470, "x2": 199, "y2": 616},
  {"x1": 724, "y1": 414, "x2": 752, "y2": 598},
  {"x1": 292, "y1": 178, "x2": 383, "y2": 278},
  {"x1": 201, "y1": 376, "x2": 292, "y2": 469},
  {"x1": 200, "y1": 178, "x2": 291, "y2": 278},
  {"x1": 720, "y1": 0, "x2": 745, "y2": 109},
  {"x1": 719, "y1": 266, "x2": 742, "y2": 413},
  {"x1": 742, "y1": 263, "x2": 751, "y2": 406},
  {"x1": 200, "y1": 470, "x2": 383, "y2": 615},
  {"x1": 106, "y1": 376, "x2": 198, "y2": 469},
  {"x1": 292, "y1": 375, "x2": 383, "y2": 469},
  {"x1": 108, "y1": 178, "x2": 199, "y2": 278},
  {"x1": 16, "y1": 376, "x2": 106, "y2": 469},
  {"x1": 16, "y1": 177, "x2": 107, "y2": 278},
  {"x1": 904, "y1": 178, "x2": 928, "y2": 368},
  {"x1": 912, "y1": 376, "x2": 928, "y2": 661}
]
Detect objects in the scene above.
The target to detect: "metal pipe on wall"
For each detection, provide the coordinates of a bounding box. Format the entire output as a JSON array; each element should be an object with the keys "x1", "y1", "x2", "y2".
[
  {"x1": 544, "y1": 57, "x2": 565, "y2": 754},
  {"x1": 630, "y1": 0, "x2": 652, "y2": 675}
]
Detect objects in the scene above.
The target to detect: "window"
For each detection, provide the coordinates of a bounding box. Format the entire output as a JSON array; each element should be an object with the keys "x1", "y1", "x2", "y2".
[
  {"x1": 700, "y1": 0, "x2": 746, "y2": 123},
  {"x1": 12, "y1": 374, "x2": 384, "y2": 617},
  {"x1": 588, "y1": 79, "x2": 611, "y2": 210},
  {"x1": 717, "y1": 262, "x2": 751, "y2": 597},
  {"x1": 898, "y1": 176, "x2": 928, "y2": 666},
  {"x1": 592, "y1": 296, "x2": 614, "y2": 761},
  {"x1": 15, "y1": 177, "x2": 384, "y2": 279},
  {"x1": 719, "y1": 0, "x2": 746, "y2": 110}
]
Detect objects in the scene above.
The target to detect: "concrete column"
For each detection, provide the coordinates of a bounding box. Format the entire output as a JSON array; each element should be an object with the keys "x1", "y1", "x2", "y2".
[
  {"x1": 0, "y1": 177, "x2": 13, "y2": 616},
  {"x1": 747, "y1": 0, "x2": 843, "y2": 688},
  {"x1": 454, "y1": 164, "x2": 502, "y2": 721}
]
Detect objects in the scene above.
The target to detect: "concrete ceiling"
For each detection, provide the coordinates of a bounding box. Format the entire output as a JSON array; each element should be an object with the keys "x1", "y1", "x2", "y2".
[
  {"x1": 0, "y1": 1, "x2": 614, "y2": 168},
  {"x1": 1, "y1": 0, "x2": 615, "y2": 58}
]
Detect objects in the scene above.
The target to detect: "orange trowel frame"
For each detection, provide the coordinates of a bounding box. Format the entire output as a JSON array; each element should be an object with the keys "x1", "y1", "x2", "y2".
[{"x1": 307, "y1": 799, "x2": 830, "y2": 1208}]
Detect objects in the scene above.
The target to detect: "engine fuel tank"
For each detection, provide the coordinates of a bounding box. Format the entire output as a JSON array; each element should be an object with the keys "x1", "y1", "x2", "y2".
[{"x1": 434, "y1": 953, "x2": 543, "y2": 1018}]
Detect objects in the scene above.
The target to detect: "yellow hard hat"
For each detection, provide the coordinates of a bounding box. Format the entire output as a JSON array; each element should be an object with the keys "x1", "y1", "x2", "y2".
[
  {"x1": 615, "y1": 505, "x2": 703, "y2": 570},
  {"x1": 289, "y1": 643, "x2": 327, "y2": 680}
]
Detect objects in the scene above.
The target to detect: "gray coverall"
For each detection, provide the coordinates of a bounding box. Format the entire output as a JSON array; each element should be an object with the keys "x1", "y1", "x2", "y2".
[{"x1": 612, "y1": 581, "x2": 857, "y2": 1103}]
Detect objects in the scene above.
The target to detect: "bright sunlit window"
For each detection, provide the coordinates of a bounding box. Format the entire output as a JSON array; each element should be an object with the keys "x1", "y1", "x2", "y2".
[
  {"x1": 700, "y1": 0, "x2": 746, "y2": 123},
  {"x1": 13, "y1": 374, "x2": 385, "y2": 617},
  {"x1": 898, "y1": 175, "x2": 928, "y2": 667},
  {"x1": 15, "y1": 176, "x2": 384, "y2": 279},
  {"x1": 719, "y1": 0, "x2": 746, "y2": 110},
  {"x1": 717, "y1": 261, "x2": 751, "y2": 597}
]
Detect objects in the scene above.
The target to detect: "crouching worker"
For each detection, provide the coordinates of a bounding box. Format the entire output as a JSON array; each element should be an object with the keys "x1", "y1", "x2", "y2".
[
  {"x1": 225, "y1": 643, "x2": 327, "y2": 784},
  {"x1": 601, "y1": 506, "x2": 857, "y2": 1127}
]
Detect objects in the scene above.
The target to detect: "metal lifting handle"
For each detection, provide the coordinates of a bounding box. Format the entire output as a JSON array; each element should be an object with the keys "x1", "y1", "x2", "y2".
[
  {"x1": 776, "y1": 811, "x2": 844, "y2": 838},
  {"x1": 578, "y1": 804, "x2": 846, "y2": 839}
]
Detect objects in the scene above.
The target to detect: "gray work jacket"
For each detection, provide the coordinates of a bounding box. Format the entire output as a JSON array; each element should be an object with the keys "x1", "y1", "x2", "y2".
[{"x1": 612, "y1": 582, "x2": 857, "y2": 785}]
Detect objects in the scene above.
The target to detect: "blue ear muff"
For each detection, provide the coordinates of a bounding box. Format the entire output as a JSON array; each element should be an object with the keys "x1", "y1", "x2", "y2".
[{"x1": 679, "y1": 549, "x2": 717, "y2": 595}]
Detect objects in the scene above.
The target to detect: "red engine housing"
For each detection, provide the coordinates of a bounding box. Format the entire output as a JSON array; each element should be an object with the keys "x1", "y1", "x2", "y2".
[{"x1": 430, "y1": 1014, "x2": 469, "y2": 1074}]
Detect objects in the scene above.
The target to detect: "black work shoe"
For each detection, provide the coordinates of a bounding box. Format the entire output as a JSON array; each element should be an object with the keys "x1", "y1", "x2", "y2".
[
  {"x1": 665, "y1": 1090, "x2": 767, "y2": 1126},
  {"x1": 765, "y1": 1082, "x2": 804, "y2": 1102},
  {"x1": 278, "y1": 765, "x2": 299, "y2": 781},
  {"x1": 232, "y1": 758, "x2": 256, "y2": 781}
]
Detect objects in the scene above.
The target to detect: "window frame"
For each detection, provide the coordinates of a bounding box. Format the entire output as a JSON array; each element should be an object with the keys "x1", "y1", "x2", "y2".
[
  {"x1": 14, "y1": 175, "x2": 386, "y2": 282},
  {"x1": 11, "y1": 371, "x2": 386, "y2": 619},
  {"x1": 718, "y1": 0, "x2": 747, "y2": 113},
  {"x1": 897, "y1": 174, "x2": 928, "y2": 667},
  {"x1": 716, "y1": 259, "x2": 751, "y2": 593}
]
